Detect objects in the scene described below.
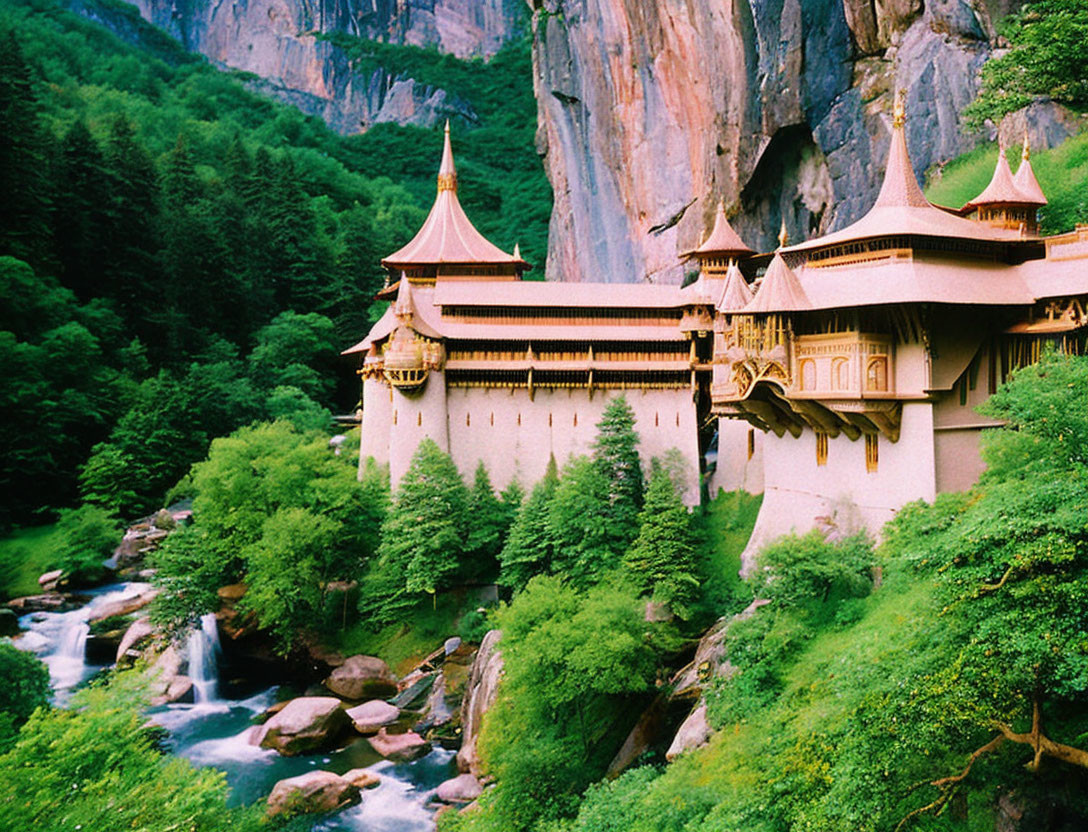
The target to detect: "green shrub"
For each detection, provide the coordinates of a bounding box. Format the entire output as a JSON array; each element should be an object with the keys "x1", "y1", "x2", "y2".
[{"x1": 54, "y1": 505, "x2": 119, "y2": 585}]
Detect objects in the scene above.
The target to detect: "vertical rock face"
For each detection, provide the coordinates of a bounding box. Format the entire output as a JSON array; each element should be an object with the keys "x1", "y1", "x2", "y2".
[
  {"x1": 129, "y1": 0, "x2": 525, "y2": 132},
  {"x1": 530, "y1": 0, "x2": 1018, "y2": 283}
]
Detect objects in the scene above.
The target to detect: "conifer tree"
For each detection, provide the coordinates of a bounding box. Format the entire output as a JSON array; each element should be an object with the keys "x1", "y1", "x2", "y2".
[
  {"x1": 499, "y1": 456, "x2": 557, "y2": 591},
  {"x1": 592, "y1": 395, "x2": 645, "y2": 545},
  {"x1": 375, "y1": 438, "x2": 469, "y2": 601},
  {"x1": 463, "y1": 461, "x2": 507, "y2": 581},
  {"x1": 0, "y1": 28, "x2": 52, "y2": 269},
  {"x1": 53, "y1": 120, "x2": 110, "y2": 300},
  {"x1": 624, "y1": 460, "x2": 699, "y2": 617},
  {"x1": 547, "y1": 455, "x2": 619, "y2": 588}
]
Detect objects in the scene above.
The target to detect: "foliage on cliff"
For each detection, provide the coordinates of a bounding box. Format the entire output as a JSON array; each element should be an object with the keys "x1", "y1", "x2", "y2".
[
  {"x1": 964, "y1": 0, "x2": 1088, "y2": 129},
  {"x1": 444, "y1": 353, "x2": 1088, "y2": 832}
]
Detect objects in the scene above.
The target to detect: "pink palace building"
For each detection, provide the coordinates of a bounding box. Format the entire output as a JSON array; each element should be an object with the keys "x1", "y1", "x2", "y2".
[{"x1": 344, "y1": 98, "x2": 1088, "y2": 565}]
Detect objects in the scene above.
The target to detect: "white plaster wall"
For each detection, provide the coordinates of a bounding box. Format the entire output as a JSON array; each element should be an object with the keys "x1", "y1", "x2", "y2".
[
  {"x1": 894, "y1": 341, "x2": 929, "y2": 396},
  {"x1": 934, "y1": 427, "x2": 989, "y2": 494},
  {"x1": 708, "y1": 418, "x2": 763, "y2": 497},
  {"x1": 445, "y1": 387, "x2": 702, "y2": 503},
  {"x1": 388, "y1": 371, "x2": 451, "y2": 486},
  {"x1": 739, "y1": 401, "x2": 936, "y2": 573},
  {"x1": 359, "y1": 377, "x2": 392, "y2": 477}
]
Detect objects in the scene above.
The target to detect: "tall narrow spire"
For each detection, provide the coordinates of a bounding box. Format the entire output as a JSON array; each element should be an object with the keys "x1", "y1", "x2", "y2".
[
  {"x1": 874, "y1": 89, "x2": 930, "y2": 209},
  {"x1": 438, "y1": 120, "x2": 457, "y2": 192},
  {"x1": 1012, "y1": 132, "x2": 1047, "y2": 205},
  {"x1": 684, "y1": 200, "x2": 753, "y2": 259}
]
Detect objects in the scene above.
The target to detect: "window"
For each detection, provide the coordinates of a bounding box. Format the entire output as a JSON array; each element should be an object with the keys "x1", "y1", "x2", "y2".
[
  {"x1": 573, "y1": 413, "x2": 578, "y2": 427},
  {"x1": 747, "y1": 429, "x2": 755, "y2": 461},
  {"x1": 417, "y1": 412, "x2": 422, "y2": 426},
  {"x1": 865, "y1": 433, "x2": 878, "y2": 473},
  {"x1": 799, "y1": 359, "x2": 817, "y2": 391},
  {"x1": 393, "y1": 410, "x2": 398, "y2": 425},
  {"x1": 490, "y1": 412, "x2": 494, "y2": 426},
  {"x1": 466, "y1": 413, "x2": 471, "y2": 426},
  {"x1": 832, "y1": 357, "x2": 849, "y2": 390},
  {"x1": 816, "y1": 432, "x2": 828, "y2": 466},
  {"x1": 866, "y1": 357, "x2": 888, "y2": 392}
]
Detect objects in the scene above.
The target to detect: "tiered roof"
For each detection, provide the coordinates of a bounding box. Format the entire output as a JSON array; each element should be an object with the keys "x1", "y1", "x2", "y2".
[
  {"x1": 381, "y1": 122, "x2": 528, "y2": 270},
  {"x1": 684, "y1": 202, "x2": 754, "y2": 259},
  {"x1": 1012, "y1": 137, "x2": 1047, "y2": 205}
]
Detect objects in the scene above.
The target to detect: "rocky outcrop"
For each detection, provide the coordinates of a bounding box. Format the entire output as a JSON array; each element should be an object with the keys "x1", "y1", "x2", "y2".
[
  {"x1": 436, "y1": 772, "x2": 483, "y2": 803},
  {"x1": 530, "y1": 0, "x2": 1027, "y2": 284},
  {"x1": 266, "y1": 770, "x2": 360, "y2": 817},
  {"x1": 119, "y1": 0, "x2": 524, "y2": 133},
  {"x1": 325, "y1": 654, "x2": 398, "y2": 700},
  {"x1": 665, "y1": 702, "x2": 711, "y2": 761},
  {"x1": 115, "y1": 616, "x2": 155, "y2": 665},
  {"x1": 88, "y1": 588, "x2": 158, "y2": 623},
  {"x1": 342, "y1": 767, "x2": 382, "y2": 789},
  {"x1": 254, "y1": 696, "x2": 351, "y2": 755},
  {"x1": 456, "y1": 629, "x2": 502, "y2": 777}
]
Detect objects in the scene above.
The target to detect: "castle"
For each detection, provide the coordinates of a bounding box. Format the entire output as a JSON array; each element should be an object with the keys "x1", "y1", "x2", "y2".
[{"x1": 345, "y1": 100, "x2": 1088, "y2": 564}]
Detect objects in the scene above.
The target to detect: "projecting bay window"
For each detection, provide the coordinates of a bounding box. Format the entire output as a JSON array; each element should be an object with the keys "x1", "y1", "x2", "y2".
[
  {"x1": 865, "y1": 433, "x2": 879, "y2": 473},
  {"x1": 816, "y1": 432, "x2": 828, "y2": 466}
]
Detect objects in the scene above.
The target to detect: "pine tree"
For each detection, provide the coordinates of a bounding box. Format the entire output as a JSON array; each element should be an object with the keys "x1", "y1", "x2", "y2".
[
  {"x1": 375, "y1": 439, "x2": 469, "y2": 601},
  {"x1": 547, "y1": 455, "x2": 619, "y2": 588},
  {"x1": 499, "y1": 456, "x2": 557, "y2": 591},
  {"x1": 0, "y1": 28, "x2": 52, "y2": 269},
  {"x1": 592, "y1": 395, "x2": 645, "y2": 546},
  {"x1": 624, "y1": 461, "x2": 699, "y2": 617},
  {"x1": 53, "y1": 120, "x2": 110, "y2": 300},
  {"x1": 463, "y1": 461, "x2": 507, "y2": 581}
]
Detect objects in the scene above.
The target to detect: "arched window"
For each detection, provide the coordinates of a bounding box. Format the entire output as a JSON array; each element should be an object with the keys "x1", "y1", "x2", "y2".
[
  {"x1": 799, "y1": 359, "x2": 817, "y2": 391},
  {"x1": 866, "y1": 357, "x2": 888, "y2": 392},
  {"x1": 832, "y1": 357, "x2": 850, "y2": 390}
]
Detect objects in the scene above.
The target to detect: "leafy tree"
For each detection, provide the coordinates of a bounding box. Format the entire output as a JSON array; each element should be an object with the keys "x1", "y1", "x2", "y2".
[
  {"x1": 0, "y1": 673, "x2": 263, "y2": 831},
  {"x1": 248, "y1": 310, "x2": 338, "y2": 401},
  {"x1": 53, "y1": 504, "x2": 119, "y2": 585},
  {"x1": 623, "y1": 460, "x2": 699, "y2": 617},
  {"x1": 499, "y1": 457, "x2": 557, "y2": 591},
  {"x1": 592, "y1": 396, "x2": 645, "y2": 538},
  {"x1": 964, "y1": 0, "x2": 1088, "y2": 129},
  {"x1": 0, "y1": 643, "x2": 49, "y2": 753},
  {"x1": 372, "y1": 439, "x2": 469, "y2": 609},
  {"x1": 148, "y1": 525, "x2": 233, "y2": 635}
]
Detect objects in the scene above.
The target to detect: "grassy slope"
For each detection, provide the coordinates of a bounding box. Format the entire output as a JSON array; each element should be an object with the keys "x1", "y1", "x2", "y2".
[
  {"x1": 0, "y1": 523, "x2": 63, "y2": 600},
  {"x1": 925, "y1": 130, "x2": 1088, "y2": 233}
]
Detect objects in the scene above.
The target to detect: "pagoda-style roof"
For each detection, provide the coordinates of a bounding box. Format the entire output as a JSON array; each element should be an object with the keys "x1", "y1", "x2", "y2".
[
  {"x1": 964, "y1": 145, "x2": 1041, "y2": 209},
  {"x1": 741, "y1": 253, "x2": 810, "y2": 313},
  {"x1": 783, "y1": 94, "x2": 1020, "y2": 255},
  {"x1": 716, "y1": 260, "x2": 753, "y2": 313},
  {"x1": 432, "y1": 279, "x2": 686, "y2": 308},
  {"x1": 1012, "y1": 137, "x2": 1048, "y2": 205},
  {"x1": 381, "y1": 123, "x2": 528, "y2": 270},
  {"x1": 684, "y1": 202, "x2": 754, "y2": 259}
]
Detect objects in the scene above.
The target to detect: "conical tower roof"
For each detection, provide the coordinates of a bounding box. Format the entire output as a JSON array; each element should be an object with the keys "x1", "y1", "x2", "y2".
[
  {"x1": 742, "y1": 253, "x2": 810, "y2": 313},
  {"x1": 965, "y1": 145, "x2": 1037, "y2": 208},
  {"x1": 1012, "y1": 136, "x2": 1047, "y2": 205},
  {"x1": 783, "y1": 91, "x2": 1020, "y2": 253},
  {"x1": 382, "y1": 122, "x2": 527, "y2": 269},
  {"x1": 716, "y1": 259, "x2": 753, "y2": 313},
  {"x1": 685, "y1": 202, "x2": 754, "y2": 259}
]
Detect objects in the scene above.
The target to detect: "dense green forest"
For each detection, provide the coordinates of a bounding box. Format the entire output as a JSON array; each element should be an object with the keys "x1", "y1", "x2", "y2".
[{"x1": 0, "y1": 0, "x2": 549, "y2": 531}]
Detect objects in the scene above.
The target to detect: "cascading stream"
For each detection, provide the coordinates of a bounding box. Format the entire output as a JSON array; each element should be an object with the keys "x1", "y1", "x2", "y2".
[{"x1": 187, "y1": 613, "x2": 221, "y2": 705}]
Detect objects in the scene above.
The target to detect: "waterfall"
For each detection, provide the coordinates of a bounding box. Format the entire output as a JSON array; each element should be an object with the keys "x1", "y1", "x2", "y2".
[
  {"x1": 58, "y1": 619, "x2": 90, "y2": 660},
  {"x1": 188, "y1": 613, "x2": 221, "y2": 704}
]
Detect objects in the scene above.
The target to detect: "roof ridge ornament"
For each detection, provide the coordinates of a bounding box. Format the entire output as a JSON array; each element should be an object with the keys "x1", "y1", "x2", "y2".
[
  {"x1": 1022, "y1": 131, "x2": 1031, "y2": 161},
  {"x1": 437, "y1": 120, "x2": 457, "y2": 193},
  {"x1": 892, "y1": 87, "x2": 905, "y2": 129},
  {"x1": 777, "y1": 219, "x2": 789, "y2": 249}
]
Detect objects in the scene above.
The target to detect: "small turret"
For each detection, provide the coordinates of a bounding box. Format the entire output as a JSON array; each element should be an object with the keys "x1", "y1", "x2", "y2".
[{"x1": 964, "y1": 141, "x2": 1045, "y2": 235}]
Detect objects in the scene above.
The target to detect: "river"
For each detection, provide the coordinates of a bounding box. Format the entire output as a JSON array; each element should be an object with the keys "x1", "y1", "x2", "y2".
[{"x1": 16, "y1": 583, "x2": 456, "y2": 831}]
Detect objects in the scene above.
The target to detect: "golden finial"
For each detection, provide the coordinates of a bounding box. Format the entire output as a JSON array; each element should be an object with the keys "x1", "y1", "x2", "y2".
[
  {"x1": 777, "y1": 219, "x2": 789, "y2": 249},
  {"x1": 513, "y1": 242, "x2": 521, "y2": 260},
  {"x1": 1022, "y1": 131, "x2": 1031, "y2": 161},
  {"x1": 892, "y1": 88, "x2": 906, "y2": 129}
]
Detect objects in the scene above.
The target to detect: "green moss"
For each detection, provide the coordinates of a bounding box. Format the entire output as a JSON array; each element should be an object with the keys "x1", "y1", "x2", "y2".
[{"x1": 0, "y1": 523, "x2": 64, "y2": 600}]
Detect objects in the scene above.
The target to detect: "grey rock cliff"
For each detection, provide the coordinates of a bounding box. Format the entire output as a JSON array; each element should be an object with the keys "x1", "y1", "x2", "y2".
[
  {"x1": 529, "y1": 0, "x2": 1020, "y2": 283},
  {"x1": 127, "y1": 0, "x2": 524, "y2": 132}
]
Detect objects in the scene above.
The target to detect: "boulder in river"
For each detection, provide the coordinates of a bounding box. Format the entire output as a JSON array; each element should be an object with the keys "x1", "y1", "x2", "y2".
[
  {"x1": 436, "y1": 773, "x2": 483, "y2": 804},
  {"x1": 89, "y1": 588, "x2": 159, "y2": 623},
  {"x1": 255, "y1": 696, "x2": 350, "y2": 756},
  {"x1": 38, "y1": 569, "x2": 64, "y2": 592},
  {"x1": 0, "y1": 608, "x2": 20, "y2": 637},
  {"x1": 368, "y1": 727, "x2": 430, "y2": 762},
  {"x1": 346, "y1": 700, "x2": 399, "y2": 734},
  {"x1": 266, "y1": 770, "x2": 360, "y2": 817},
  {"x1": 115, "y1": 617, "x2": 155, "y2": 665},
  {"x1": 325, "y1": 654, "x2": 397, "y2": 700},
  {"x1": 342, "y1": 768, "x2": 381, "y2": 789},
  {"x1": 5, "y1": 593, "x2": 86, "y2": 613}
]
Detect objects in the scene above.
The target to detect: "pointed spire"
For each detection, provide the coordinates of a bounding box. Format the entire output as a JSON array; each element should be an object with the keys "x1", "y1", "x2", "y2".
[
  {"x1": 966, "y1": 143, "x2": 1040, "y2": 207},
  {"x1": 1012, "y1": 132, "x2": 1047, "y2": 205},
  {"x1": 393, "y1": 275, "x2": 416, "y2": 320},
  {"x1": 874, "y1": 88, "x2": 930, "y2": 209},
  {"x1": 438, "y1": 120, "x2": 457, "y2": 192},
  {"x1": 513, "y1": 242, "x2": 521, "y2": 260},
  {"x1": 686, "y1": 200, "x2": 753, "y2": 259},
  {"x1": 717, "y1": 258, "x2": 753, "y2": 313},
  {"x1": 743, "y1": 253, "x2": 810, "y2": 313},
  {"x1": 777, "y1": 219, "x2": 789, "y2": 249}
]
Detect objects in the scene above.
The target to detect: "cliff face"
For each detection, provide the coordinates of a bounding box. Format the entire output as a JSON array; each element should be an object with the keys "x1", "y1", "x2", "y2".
[
  {"x1": 531, "y1": 0, "x2": 1018, "y2": 283},
  {"x1": 129, "y1": 0, "x2": 525, "y2": 132}
]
